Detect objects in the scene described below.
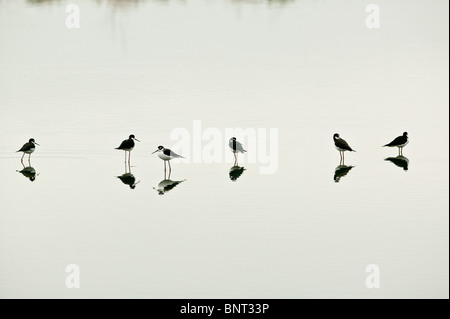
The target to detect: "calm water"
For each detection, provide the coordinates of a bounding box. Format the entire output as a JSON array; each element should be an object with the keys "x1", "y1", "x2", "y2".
[{"x1": 0, "y1": 0, "x2": 448, "y2": 298}]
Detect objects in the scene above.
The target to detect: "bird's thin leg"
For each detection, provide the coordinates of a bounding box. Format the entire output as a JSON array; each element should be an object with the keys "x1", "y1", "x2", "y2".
[
  {"x1": 125, "y1": 151, "x2": 127, "y2": 163},
  {"x1": 129, "y1": 151, "x2": 131, "y2": 164},
  {"x1": 168, "y1": 161, "x2": 172, "y2": 174},
  {"x1": 164, "y1": 161, "x2": 167, "y2": 173},
  {"x1": 28, "y1": 154, "x2": 31, "y2": 165},
  {"x1": 342, "y1": 151, "x2": 345, "y2": 164},
  {"x1": 21, "y1": 153, "x2": 25, "y2": 163}
]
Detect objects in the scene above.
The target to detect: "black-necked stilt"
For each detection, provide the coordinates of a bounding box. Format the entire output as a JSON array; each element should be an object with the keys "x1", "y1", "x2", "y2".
[
  {"x1": 229, "y1": 165, "x2": 246, "y2": 181},
  {"x1": 17, "y1": 138, "x2": 39, "y2": 163},
  {"x1": 229, "y1": 137, "x2": 246, "y2": 165},
  {"x1": 116, "y1": 134, "x2": 140, "y2": 163},
  {"x1": 383, "y1": 132, "x2": 408, "y2": 155},
  {"x1": 385, "y1": 155, "x2": 409, "y2": 171},
  {"x1": 333, "y1": 133, "x2": 355, "y2": 163},
  {"x1": 334, "y1": 164, "x2": 354, "y2": 183},
  {"x1": 151, "y1": 146, "x2": 184, "y2": 173}
]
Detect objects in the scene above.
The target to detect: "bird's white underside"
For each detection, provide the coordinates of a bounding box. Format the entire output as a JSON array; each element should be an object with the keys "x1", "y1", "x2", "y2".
[
  {"x1": 394, "y1": 140, "x2": 409, "y2": 148},
  {"x1": 335, "y1": 146, "x2": 349, "y2": 152},
  {"x1": 158, "y1": 153, "x2": 173, "y2": 161},
  {"x1": 23, "y1": 148, "x2": 35, "y2": 154}
]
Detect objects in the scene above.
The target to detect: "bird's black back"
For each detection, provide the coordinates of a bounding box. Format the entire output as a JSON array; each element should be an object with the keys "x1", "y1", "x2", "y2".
[
  {"x1": 335, "y1": 138, "x2": 354, "y2": 152},
  {"x1": 116, "y1": 138, "x2": 135, "y2": 150},
  {"x1": 18, "y1": 142, "x2": 34, "y2": 152},
  {"x1": 385, "y1": 135, "x2": 407, "y2": 147}
]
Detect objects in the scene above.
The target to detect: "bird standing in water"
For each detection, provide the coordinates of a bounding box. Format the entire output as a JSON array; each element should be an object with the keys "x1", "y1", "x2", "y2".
[
  {"x1": 151, "y1": 146, "x2": 184, "y2": 173},
  {"x1": 383, "y1": 132, "x2": 409, "y2": 155},
  {"x1": 17, "y1": 138, "x2": 39, "y2": 163},
  {"x1": 229, "y1": 137, "x2": 246, "y2": 165},
  {"x1": 333, "y1": 133, "x2": 355, "y2": 164},
  {"x1": 116, "y1": 134, "x2": 140, "y2": 163}
]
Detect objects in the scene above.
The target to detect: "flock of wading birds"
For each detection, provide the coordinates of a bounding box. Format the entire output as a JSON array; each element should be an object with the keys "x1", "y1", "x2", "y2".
[{"x1": 16, "y1": 132, "x2": 410, "y2": 184}]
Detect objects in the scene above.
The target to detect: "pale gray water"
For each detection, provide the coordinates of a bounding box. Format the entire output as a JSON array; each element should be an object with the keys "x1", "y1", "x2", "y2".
[{"x1": 0, "y1": 0, "x2": 448, "y2": 298}]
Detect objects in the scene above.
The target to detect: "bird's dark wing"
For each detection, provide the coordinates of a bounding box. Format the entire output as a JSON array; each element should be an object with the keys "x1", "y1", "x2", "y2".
[
  {"x1": 17, "y1": 142, "x2": 33, "y2": 152},
  {"x1": 167, "y1": 149, "x2": 184, "y2": 158},
  {"x1": 384, "y1": 136, "x2": 406, "y2": 147},
  {"x1": 335, "y1": 138, "x2": 354, "y2": 152},
  {"x1": 235, "y1": 141, "x2": 246, "y2": 153},
  {"x1": 230, "y1": 140, "x2": 246, "y2": 152},
  {"x1": 116, "y1": 139, "x2": 132, "y2": 150}
]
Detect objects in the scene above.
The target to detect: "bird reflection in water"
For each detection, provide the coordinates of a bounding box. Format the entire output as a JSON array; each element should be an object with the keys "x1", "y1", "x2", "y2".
[
  {"x1": 385, "y1": 155, "x2": 409, "y2": 171},
  {"x1": 229, "y1": 165, "x2": 246, "y2": 182},
  {"x1": 117, "y1": 162, "x2": 140, "y2": 189},
  {"x1": 17, "y1": 163, "x2": 38, "y2": 182},
  {"x1": 334, "y1": 164, "x2": 354, "y2": 183},
  {"x1": 154, "y1": 171, "x2": 186, "y2": 195}
]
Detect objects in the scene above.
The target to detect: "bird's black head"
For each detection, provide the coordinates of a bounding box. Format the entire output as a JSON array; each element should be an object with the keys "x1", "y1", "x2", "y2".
[
  {"x1": 29, "y1": 138, "x2": 35, "y2": 143},
  {"x1": 151, "y1": 146, "x2": 165, "y2": 155},
  {"x1": 230, "y1": 137, "x2": 236, "y2": 142},
  {"x1": 333, "y1": 133, "x2": 340, "y2": 140},
  {"x1": 129, "y1": 135, "x2": 136, "y2": 139},
  {"x1": 403, "y1": 132, "x2": 408, "y2": 137}
]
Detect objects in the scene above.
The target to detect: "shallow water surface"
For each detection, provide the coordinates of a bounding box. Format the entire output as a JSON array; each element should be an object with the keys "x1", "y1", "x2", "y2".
[{"x1": 0, "y1": 0, "x2": 448, "y2": 298}]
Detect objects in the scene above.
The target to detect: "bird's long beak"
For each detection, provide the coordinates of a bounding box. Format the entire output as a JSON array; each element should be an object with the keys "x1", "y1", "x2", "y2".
[
  {"x1": 151, "y1": 150, "x2": 158, "y2": 154},
  {"x1": 34, "y1": 142, "x2": 40, "y2": 146},
  {"x1": 133, "y1": 138, "x2": 140, "y2": 142}
]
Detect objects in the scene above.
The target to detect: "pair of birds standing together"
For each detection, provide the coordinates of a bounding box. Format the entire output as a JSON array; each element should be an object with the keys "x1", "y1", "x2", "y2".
[
  {"x1": 115, "y1": 135, "x2": 247, "y2": 171},
  {"x1": 333, "y1": 132, "x2": 409, "y2": 161}
]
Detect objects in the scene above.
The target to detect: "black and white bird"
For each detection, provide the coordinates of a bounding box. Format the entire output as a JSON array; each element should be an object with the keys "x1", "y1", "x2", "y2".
[
  {"x1": 229, "y1": 137, "x2": 246, "y2": 165},
  {"x1": 151, "y1": 146, "x2": 184, "y2": 172},
  {"x1": 116, "y1": 134, "x2": 140, "y2": 163},
  {"x1": 333, "y1": 133, "x2": 355, "y2": 163},
  {"x1": 383, "y1": 132, "x2": 408, "y2": 155},
  {"x1": 17, "y1": 138, "x2": 39, "y2": 163}
]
